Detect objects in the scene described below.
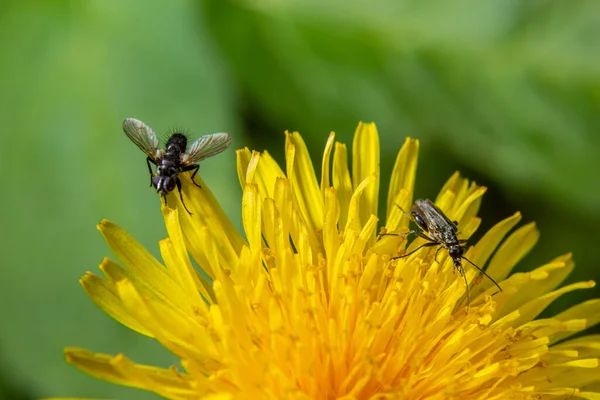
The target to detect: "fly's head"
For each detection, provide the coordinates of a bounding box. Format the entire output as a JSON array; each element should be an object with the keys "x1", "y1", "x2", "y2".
[{"x1": 153, "y1": 175, "x2": 176, "y2": 196}]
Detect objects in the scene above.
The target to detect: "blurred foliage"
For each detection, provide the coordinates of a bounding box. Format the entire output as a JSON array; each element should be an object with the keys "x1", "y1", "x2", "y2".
[
  {"x1": 0, "y1": 0, "x2": 239, "y2": 399},
  {"x1": 203, "y1": 0, "x2": 600, "y2": 216},
  {"x1": 200, "y1": 0, "x2": 600, "y2": 324},
  {"x1": 0, "y1": 0, "x2": 598, "y2": 399}
]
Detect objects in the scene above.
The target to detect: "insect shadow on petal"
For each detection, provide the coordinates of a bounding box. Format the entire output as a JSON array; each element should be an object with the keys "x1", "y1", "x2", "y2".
[
  {"x1": 382, "y1": 199, "x2": 502, "y2": 307},
  {"x1": 122, "y1": 118, "x2": 231, "y2": 214}
]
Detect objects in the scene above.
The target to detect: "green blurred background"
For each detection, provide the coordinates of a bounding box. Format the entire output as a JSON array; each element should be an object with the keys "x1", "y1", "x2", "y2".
[{"x1": 1, "y1": 1, "x2": 599, "y2": 399}]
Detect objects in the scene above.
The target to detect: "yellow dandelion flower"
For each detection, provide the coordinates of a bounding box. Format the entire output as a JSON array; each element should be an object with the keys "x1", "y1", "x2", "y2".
[{"x1": 62, "y1": 123, "x2": 600, "y2": 400}]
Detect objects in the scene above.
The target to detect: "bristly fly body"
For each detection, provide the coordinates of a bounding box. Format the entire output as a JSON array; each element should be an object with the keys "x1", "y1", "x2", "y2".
[
  {"x1": 388, "y1": 198, "x2": 502, "y2": 307},
  {"x1": 122, "y1": 118, "x2": 231, "y2": 214}
]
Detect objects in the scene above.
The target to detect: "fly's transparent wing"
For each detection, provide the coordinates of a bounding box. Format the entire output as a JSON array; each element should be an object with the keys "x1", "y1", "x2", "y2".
[
  {"x1": 122, "y1": 118, "x2": 161, "y2": 160},
  {"x1": 182, "y1": 132, "x2": 231, "y2": 164}
]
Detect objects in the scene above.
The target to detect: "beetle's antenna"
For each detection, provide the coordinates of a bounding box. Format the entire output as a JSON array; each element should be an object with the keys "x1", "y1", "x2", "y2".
[
  {"x1": 462, "y1": 256, "x2": 503, "y2": 293},
  {"x1": 395, "y1": 203, "x2": 413, "y2": 220},
  {"x1": 462, "y1": 270, "x2": 471, "y2": 308}
]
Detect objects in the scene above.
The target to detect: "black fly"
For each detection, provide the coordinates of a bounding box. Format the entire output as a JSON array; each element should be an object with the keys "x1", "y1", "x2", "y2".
[
  {"x1": 388, "y1": 199, "x2": 502, "y2": 306},
  {"x1": 122, "y1": 118, "x2": 231, "y2": 214}
]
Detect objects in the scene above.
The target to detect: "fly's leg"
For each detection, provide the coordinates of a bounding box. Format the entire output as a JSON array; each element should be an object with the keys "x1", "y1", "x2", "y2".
[
  {"x1": 176, "y1": 178, "x2": 193, "y2": 215},
  {"x1": 146, "y1": 157, "x2": 156, "y2": 187},
  {"x1": 181, "y1": 164, "x2": 201, "y2": 188}
]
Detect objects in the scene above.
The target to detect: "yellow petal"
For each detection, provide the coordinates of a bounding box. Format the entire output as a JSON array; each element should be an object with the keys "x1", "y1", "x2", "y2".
[
  {"x1": 454, "y1": 186, "x2": 487, "y2": 227},
  {"x1": 352, "y1": 122, "x2": 380, "y2": 230},
  {"x1": 386, "y1": 137, "x2": 419, "y2": 229},
  {"x1": 511, "y1": 255, "x2": 574, "y2": 309},
  {"x1": 235, "y1": 147, "x2": 252, "y2": 188},
  {"x1": 64, "y1": 348, "x2": 197, "y2": 398},
  {"x1": 552, "y1": 334, "x2": 600, "y2": 359},
  {"x1": 486, "y1": 222, "x2": 539, "y2": 283},
  {"x1": 550, "y1": 299, "x2": 600, "y2": 343},
  {"x1": 467, "y1": 212, "x2": 522, "y2": 283},
  {"x1": 99, "y1": 257, "x2": 198, "y2": 314},
  {"x1": 177, "y1": 173, "x2": 246, "y2": 254},
  {"x1": 508, "y1": 281, "x2": 596, "y2": 327},
  {"x1": 321, "y1": 131, "x2": 335, "y2": 194},
  {"x1": 242, "y1": 183, "x2": 262, "y2": 253},
  {"x1": 115, "y1": 278, "x2": 220, "y2": 365},
  {"x1": 435, "y1": 173, "x2": 486, "y2": 227},
  {"x1": 80, "y1": 268, "x2": 152, "y2": 337},
  {"x1": 244, "y1": 150, "x2": 260, "y2": 185},
  {"x1": 345, "y1": 174, "x2": 378, "y2": 235},
  {"x1": 98, "y1": 220, "x2": 180, "y2": 300},
  {"x1": 332, "y1": 142, "x2": 353, "y2": 229},
  {"x1": 240, "y1": 149, "x2": 285, "y2": 201},
  {"x1": 286, "y1": 131, "x2": 324, "y2": 233},
  {"x1": 323, "y1": 187, "x2": 341, "y2": 262},
  {"x1": 272, "y1": 178, "x2": 294, "y2": 255},
  {"x1": 255, "y1": 150, "x2": 286, "y2": 197},
  {"x1": 171, "y1": 183, "x2": 240, "y2": 279},
  {"x1": 162, "y1": 206, "x2": 214, "y2": 305}
]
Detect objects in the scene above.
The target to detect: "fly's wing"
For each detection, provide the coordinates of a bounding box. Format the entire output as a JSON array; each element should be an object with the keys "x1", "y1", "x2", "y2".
[
  {"x1": 122, "y1": 118, "x2": 161, "y2": 161},
  {"x1": 181, "y1": 132, "x2": 231, "y2": 164},
  {"x1": 415, "y1": 199, "x2": 458, "y2": 233}
]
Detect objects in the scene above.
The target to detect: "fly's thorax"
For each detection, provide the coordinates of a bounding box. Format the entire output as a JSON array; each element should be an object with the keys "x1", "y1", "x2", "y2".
[
  {"x1": 156, "y1": 159, "x2": 178, "y2": 176},
  {"x1": 165, "y1": 133, "x2": 188, "y2": 157}
]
